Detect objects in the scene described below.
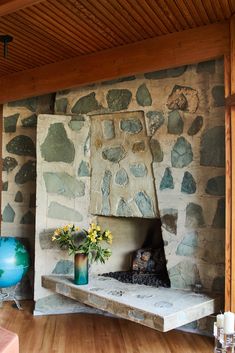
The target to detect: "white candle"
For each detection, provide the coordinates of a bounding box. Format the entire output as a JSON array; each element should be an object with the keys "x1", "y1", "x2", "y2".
[
  {"x1": 224, "y1": 312, "x2": 234, "y2": 334},
  {"x1": 216, "y1": 313, "x2": 224, "y2": 328}
]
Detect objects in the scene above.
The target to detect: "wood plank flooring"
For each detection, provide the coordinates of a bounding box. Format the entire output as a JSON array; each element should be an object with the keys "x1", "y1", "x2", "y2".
[{"x1": 0, "y1": 301, "x2": 213, "y2": 353}]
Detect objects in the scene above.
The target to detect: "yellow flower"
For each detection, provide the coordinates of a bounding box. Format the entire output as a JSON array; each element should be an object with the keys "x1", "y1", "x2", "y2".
[
  {"x1": 91, "y1": 223, "x2": 96, "y2": 230},
  {"x1": 97, "y1": 236, "x2": 103, "y2": 241},
  {"x1": 96, "y1": 226, "x2": 101, "y2": 231},
  {"x1": 52, "y1": 236, "x2": 56, "y2": 241},
  {"x1": 75, "y1": 226, "x2": 80, "y2": 231},
  {"x1": 63, "y1": 225, "x2": 69, "y2": 232}
]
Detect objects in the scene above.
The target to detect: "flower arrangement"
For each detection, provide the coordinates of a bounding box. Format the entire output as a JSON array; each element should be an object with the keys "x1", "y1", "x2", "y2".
[{"x1": 52, "y1": 223, "x2": 112, "y2": 264}]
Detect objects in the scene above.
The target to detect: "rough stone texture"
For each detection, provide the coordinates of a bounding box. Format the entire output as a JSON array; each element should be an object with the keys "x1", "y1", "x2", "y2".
[
  {"x1": 132, "y1": 141, "x2": 145, "y2": 153},
  {"x1": 150, "y1": 139, "x2": 163, "y2": 162},
  {"x1": 161, "y1": 209, "x2": 178, "y2": 234},
  {"x1": 129, "y1": 163, "x2": 147, "y2": 177},
  {"x1": 146, "y1": 111, "x2": 164, "y2": 135},
  {"x1": 2, "y1": 182, "x2": 8, "y2": 191},
  {"x1": 212, "y1": 198, "x2": 225, "y2": 228},
  {"x1": 171, "y1": 137, "x2": 193, "y2": 168},
  {"x1": 15, "y1": 160, "x2": 36, "y2": 184},
  {"x1": 176, "y1": 232, "x2": 198, "y2": 256},
  {"x1": 168, "y1": 110, "x2": 184, "y2": 135},
  {"x1": 196, "y1": 60, "x2": 215, "y2": 74},
  {"x1": 200, "y1": 127, "x2": 225, "y2": 167},
  {"x1": 134, "y1": 192, "x2": 155, "y2": 218},
  {"x1": 48, "y1": 201, "x2": 83, "y2": 221},
  {"x1": 3, "y1": 157, "x2": 18, "y2": 172},
  {"x1": 4, "y1": 113, "x2": 19, "y2": 132},
  {"x1": 6, "y1": 135, "x2": 36, "y2": 156},
  {"x1": 106, "y1": 89, "x2": 132, "y2": 111},
  {"x1": 185, "y1": 203, "x2": 205, "y2": 228},
  {"x1": 71, "y1": 92, "x2": 100, "y2": 114},
  {"x1": 120, "y1": 119, "x2": 142, "y2": 134},
  {"x1": 21, "y1": 114, "x2": 37, "y2": 128},
  {"x1": 144, "y1": 66, "x2": 187, "y2": 80},
  {"x1": 41, "y1": 123, "x2": 75, "y2": 163},
  {"x1": 78, "y1": 161, "x2": 90, "y2": 177},
  {"x1": 181, "y1": 172, "x2": 196, "y2": 194},
  {"x1": 102, "y1": 120, "x2": 115, "y2": 139},
  {"x1": 2, "y1": 203, "x2": 15, "y2": 223},
  {"x1": 136, "y1": 83, "x2": 152, "y2": 106},
  {"x1": 20, "y1": 211, "x2": 35, "y2": 224},
  {"x1": 116, "y1": 198, "x2": 133, "y2": 217},
  {"x1": 101, "y1": 170, "x2": 112, "y2": 215},
  {"x1": 43, "y1": 172, "x2": 85, "y2": 198},
  {"x1": 212, "y1": 85, "x2": 225, "y2": 107},
  {"x1": 115, "y1": 168, "x2": 129, "y2": 186},
  {"x1": 102, "y1": 146, "x2": 126, "y2": 163},
  {"x1": 101, "y1": 76, "x2": 136, "y2": 85},
  {"x1": 52, "y1": 260, "x2": 74, "y2": 275},
  {"x1": 187, "y1": 116, "x2": 203, "y2": 136},
  {"x1": 55, "y1": 98, "x2": 68, "y2": 114},
  {"x1": 205, "y1": 175, "x2": 225, "y2": 196},
  {"x1": 160, "y1": 168, "x2": 174, "y2": 190},
  {"x1": 15, "y1": 191, "x2": 23, "y2": 202},
  {"x1": 168, "y1": 261, "x2": 200, "y2": 289},
  {"x1": 68, "y1": 116, "x2": 85, "y2": 131},
  {"x1": 212, "y1": 276, "x2": 224, "y2": 292},
  {"x1": 167, "y1": 85, "x2": 199, "y2": 113}
]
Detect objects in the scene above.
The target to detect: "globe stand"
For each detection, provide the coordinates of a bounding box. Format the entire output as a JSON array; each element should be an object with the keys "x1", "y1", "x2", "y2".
[{"x1": 0, "y1": 284, "x2": 23, "y2": 310}]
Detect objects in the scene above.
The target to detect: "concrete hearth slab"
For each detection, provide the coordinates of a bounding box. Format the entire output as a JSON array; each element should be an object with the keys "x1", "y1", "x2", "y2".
[{"x1": 42, "y1": 275, "x2": 221, "y2": 332}]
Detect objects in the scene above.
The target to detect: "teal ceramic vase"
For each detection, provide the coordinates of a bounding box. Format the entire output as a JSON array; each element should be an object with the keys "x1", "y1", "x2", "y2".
[{"x1": 74, "y1": 253, "x2": 88, "y2": 285}]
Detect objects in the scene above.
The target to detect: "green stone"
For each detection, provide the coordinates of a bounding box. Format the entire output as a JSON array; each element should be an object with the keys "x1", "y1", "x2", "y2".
[
  {"x1": 106, "y1": 89, "x2": 132, "y2": 111},
  {"x1": 15, "y1": 191, "x2": 23, "y2": 202},
  {"x1": 84, "y1": 131, "x2": 90, "y2": 157},
  {"x1": 78, "y1": 161, "x2": 90, "y2": 177},
  {"x1": 43, "y1": 172, "x2": 85, "y2": 198},
  {"x1": 181, "y1": 171, "x2": 196, "y2": 194},
  {"x1": 134, "y1": 191, "x2": 155, "y2": 218},
  {"x1": 8, "y1": 97, "x2": 37, "y2": 112},
  {"x1": 21, "y1": 114, "x2": 37, "y2": 128},
  {"x1": 20, "y1": 211, "x2": 35, "y2": 224},
  {"x1": 55, "y1": 98, "x2": 68, "y2": 114},
  {"x1": 161, "y1": 209, "x2": 178, "y2": 234},
  {"x1": 212, "y1": 198, "x2": 225, "y2": 228},
  {"x1": 205, "y1": 175, "x2": 225, "y2": 196},
  {"x1": 2, "y1": 203, "x2": 15, "y2": 223},
  {"x1": 29, "y1": 193, "x2": 36, "y2": 208},
  {"x1": 4, "y1": 113, "x2": 19, "y2": 132},
  {"x1": 120, "y1": 119, "x2": 142, "y2": 134},
  {"x1": 71, "y1": 92, "x2": 100, "y2": 114},
  {"x1": 185, "y1": 203, "x2": 205, "y2": 228},
  {"x1": 102, "y1": 120, "x2": 115, "y2": 140},
  {"x1": 132, "y1": 141, "x2": 145, "y2": 153},
  {"x1": 187, "y1": 116, "x2": 203, "y2": 136},
  {"x1": 144, "y1": 66, "x2": 187, "y2": 79},
  {"x1": 168, "y1": 261, "x2": 200, "y2": 289},
  {"x1": 160, "y1": 168, "x2": 174, "y2": 190},
  {"x1": 176, "y1": 232, "x2": 198, "y2": 256},
  {"x1": 2, "y1": 182, "x2": 8, "y2": 191},
  {"x1": 41, "y1": 123, "x2": 75, "y2": 163},
  {"x1": 212, "y1": 85, "x2": 225, "y2": 107},
  {"x1": 171, "y1": 137, "x2": 193, "y2": 168},
  {"x1": 68, "y1": 116, "x2": 85, "y2": 131},
  {"x1": 200, "y1": 126, "x2": 225, "y2": 167},
  {"x1": 102, "y1": 145, "x2": 126, "y2": 163},
  {"x1": 129, "y1": 163, "x2": 147, "y2": 177},
  {"x1": 168, "y1": 110, "x2": 184, "y2": 135},
  {"x1": 6, "y1": 135, "x2": 36, "y2": 157},
  {"x1": 150, "y1": 139, "x2": 163, "y2": 162},
  {"x1": 146, "y1": 111, "x2": 164, "y2": 135},
  {"x1": 101, "y1": 170, "x2": 112, "y2": 215},
  {"x1": 48, "y1": 201, "x2": 83, "y2": 221},
  {"x1": 196, "y1": 60, "x2": 215, "y2": 74},
  {"x1": 115, "y1": 168, "x2": 129, "y2": 186},
  {"x1": 116, "y1": 198, "x2": 132, "y2": 217},
  {"x1": 15, "y1": 160, "x2": 36, "y2": 184},
  {"x1": 52, "y1": 260, "x2": 73, "y2": 275},
  {"x1": 3, "y1": 157, "x2": 18, "y2": 172},
  {"x1": 136, "y1": 83, "x2": 152, "y2": 106}
]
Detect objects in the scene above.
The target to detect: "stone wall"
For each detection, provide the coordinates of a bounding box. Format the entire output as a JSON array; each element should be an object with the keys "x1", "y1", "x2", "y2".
[{"x1": 1, "y1": 95, "x2": 55, "y2": 298}]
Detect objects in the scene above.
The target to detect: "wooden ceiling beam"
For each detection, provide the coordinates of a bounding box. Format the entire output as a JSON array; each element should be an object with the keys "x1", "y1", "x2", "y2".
[
  {"x1": 0, "y1": 21, "x2": 229, "y2": 104},
  {"x1": 0, "y1": 0, "x2": 43, "y2": 16}
]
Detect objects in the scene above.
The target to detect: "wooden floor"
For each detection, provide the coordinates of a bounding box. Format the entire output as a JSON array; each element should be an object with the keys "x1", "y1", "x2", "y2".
[{"x1": 0, "y1": 301, "x2": 213, "y2": 353}]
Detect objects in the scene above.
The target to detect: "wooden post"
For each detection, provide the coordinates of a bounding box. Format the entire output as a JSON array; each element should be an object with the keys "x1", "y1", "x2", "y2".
[{"x1": 0, "y1": 104, "x2": 3, "y2": 233}]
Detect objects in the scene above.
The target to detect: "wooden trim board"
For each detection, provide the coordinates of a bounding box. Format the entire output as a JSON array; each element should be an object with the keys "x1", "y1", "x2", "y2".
[{"x1": 0, "y1": 0, "x2": 43, "y2": 16}]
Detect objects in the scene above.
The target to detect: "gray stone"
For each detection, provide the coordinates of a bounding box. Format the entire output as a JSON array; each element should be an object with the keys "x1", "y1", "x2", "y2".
[
  {"x1": 41, "y1": 123, "x2": 75, "y2": 163},
  {"x1": 15, "y1": 160, "x2": 36, "y2": 184},
  {"x1": 107, "y1": 89, "x2": 132, "y2": 111},
  {"x1": 43, "y1": 172, "x2": 85, "y2": 198},
  {"x1": 115, "y1": 168, "x2": 129, "y2": 186},
  {"x1": 2, "y1": 204, "x2": 15, "y2": 223},
  {"x1": 55, "y1": 98, "x2": 68, "y2": 113},
  {"x1": 14, "y1": 191, "x2": 23, "y2": 202},
  {"x1": 8, "y1": 97, "x2": 38, "y2": 112},
  {"x1": 102, "y1": 145, "x2": 126, "y2": 163},
  {"x1": 187, "y1": 116, "x2": 203, "y2": 136},
  {"x1": 205, "y1": 175, "x2": 225, "y2": 196},
  {"x1": 3, "y1": 157, "x2": 18, "y2": 172},
  {"x1": 68, "y1": 116, "x2": 85, "y2": 131},
  {"x1": 161, "y1": 209, "x2": 178, "y2": 234},
  {"x1": 176, "y1": 232, "x2": 198, "y2": 256},
  {"x1": 212, "y1": 198, "x2": 225, "y2": 228},
  {"x1": 134, "y1": 191, "x2": 155, "y2": 218},
  {"x1": 120, "y1": 119, "x2": 142, "y2": 134},
  {"x1": 181, "y1": 172, "x2": 196, "y2": 194},
  {"x1": 48, "y1": 201, "x2": 83, "y2": 221},
  {"x1": 102, "y1": 120, "x2": 115, "y2": 140},
  {"x1": 6, "y1": 135, "x2": 36, "y2": 157},
  {"x1": 200, "y1": 126, "x2": 225, "y2": 167},
  {"x1": 171, "y1": 137, "x2": 193, "y2": 168},
  {"x1": 146, "y1": 111, "x2": 164, "y2": 135},
  {"x1": 160, "y1": 168, "x2": 174, "y2": 190},
  {"x1": 144, "y1": 66, "x2": 187, "y2": 79},
  {"x1": 21, "y1": 114, "x2": 37, "y2": 128},
  {"x1": 29, "y1": 193, "x2": 36, "y2": 208},
  {"x1": 4, "y1": 113, "x2": 19, "y2": 132},
  {"x1": 168, "y1": 110, "x2": 184, "y2": 135},
  {"x1": 196, "y1": 60, "x2": 215, "y2": 74},
  {"x1": 212, "y1": 276, "x2": 224, "y2": 292},
  {"x1": 101, "y1": 76, "x2": 136, "y2": 85},
  {"x1": 52, "y1": 260, "x2": 74, "y2": 275},
  {"x1": 212, "y1": 85, "x2": 225, "y2": 107},
  {"x1": 132, "y1": 141, "x2": 145, "y2": 153},
  {"x1": 101, "y1": 170, "x2": 112, "y2": 215},
  {"x1": 116, "y1": 198, "x2": 133, "y2": 217},
  {"x1": 20, "y1": 211, "x2": 35, "y2": 224},
  {"x1": 168, "y1": 261, "x2": 200, "y2": 289},
  {"x1": 150, "y1": 139, "x2": 163, "y2": 162},
  {"x1": 71, "y1": 92, "x2": 100, "y2": 114},
  {"x1": 84, "y1": 131, "x2": 90, "y2": 157},
  {"x1": 39, "y1": 232, "x2": 54, "y2": 250},
  {"x1": 2, "y1": 182, "x2": 8, "y2": 191},
  {"x1": 78, "y1": 161, "x2": 90, "y2": 177},
  {"x1": 167, "y1": 85, "x2": 199, "y2": 113},
  {"x1": 136, "y1": 84, "x2": 152, "y2": 106},
  {"x1": 129, "y1": 163, "x2": 147, "y2": 177},
  {"x1": 185, "y1": 203, "x2": 205, "y2": 228}
]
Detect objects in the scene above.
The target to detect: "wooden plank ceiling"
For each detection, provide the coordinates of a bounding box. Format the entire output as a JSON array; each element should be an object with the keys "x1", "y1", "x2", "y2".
[{"x1": 0, "y1": 0, "x2": 234, "y2": 78}]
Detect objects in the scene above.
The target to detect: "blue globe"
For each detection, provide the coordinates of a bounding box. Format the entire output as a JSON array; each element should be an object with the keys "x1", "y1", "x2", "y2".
[{"x1": 0, "y1": 237, "x2": 30, "y2": 288}]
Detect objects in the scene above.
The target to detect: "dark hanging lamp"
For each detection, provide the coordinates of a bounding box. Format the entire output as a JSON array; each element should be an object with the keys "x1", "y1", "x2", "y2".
[{"x1": 0, "y1": 35, "x2": 13, "y2": 58}]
